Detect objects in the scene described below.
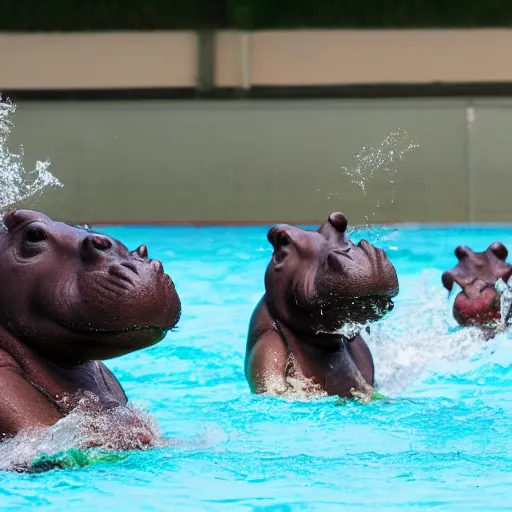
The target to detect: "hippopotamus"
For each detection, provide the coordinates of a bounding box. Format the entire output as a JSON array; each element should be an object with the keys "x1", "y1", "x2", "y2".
[
  {"x1": 244, "y1": 212, "x2": 399, "y2": 399},
  {"x1": 0, "y1": 209, "x2": 181, "y2": 442},
  {"x1": 442, "y1": 242, "x2": 512, "y2": 328}
]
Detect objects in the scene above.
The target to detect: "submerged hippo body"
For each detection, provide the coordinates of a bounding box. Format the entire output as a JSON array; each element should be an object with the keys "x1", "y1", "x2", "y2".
[
  {"x1": 245, "y1": 212, "x2": 399, "y2": 399},
  {"x1": 442, "y1": 242, "x2": 512, "y2": 329},
  {"x1": 0, "y1": 210, "x2": 181, "y2": 441}
]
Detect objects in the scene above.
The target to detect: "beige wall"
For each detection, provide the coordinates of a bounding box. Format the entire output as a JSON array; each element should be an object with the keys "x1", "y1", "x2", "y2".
[
  {"x1": 0, "y1": 32, "x2": 197, "y2": 90},
  {"x1": 2, "y1": 30, "x2": 512, "y2": 225},
  {"x1": 2, "y1": 29, "x2": 512, "y2": 91},
  {"x1": 215, "y1": 29, "x2": 512, "y2": 88},
  {"x1": 6, "y1": 97, "x2": 507, "y2": 225}
]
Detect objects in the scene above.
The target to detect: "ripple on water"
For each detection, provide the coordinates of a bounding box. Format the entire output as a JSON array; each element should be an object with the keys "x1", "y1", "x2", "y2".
[{"x1": 2, "y1": 225, "x2": 512, "y2": 511}]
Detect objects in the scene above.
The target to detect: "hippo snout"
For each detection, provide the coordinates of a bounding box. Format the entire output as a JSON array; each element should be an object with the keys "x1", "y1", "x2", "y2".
[{"x1": 149, "y1": 259, "x2": 164, "y2": 273}]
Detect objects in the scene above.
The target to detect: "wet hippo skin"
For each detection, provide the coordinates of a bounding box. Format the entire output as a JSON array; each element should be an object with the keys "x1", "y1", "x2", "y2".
[
  {"x1": 245, "y1": 212, "x2": 399, "y2": 399},
  {"x1": 0, "y1": 210, "x2": 181, "y2": 440},
  {"x1": 442, "y1": 242, "x2": 512, "y2": 329}
]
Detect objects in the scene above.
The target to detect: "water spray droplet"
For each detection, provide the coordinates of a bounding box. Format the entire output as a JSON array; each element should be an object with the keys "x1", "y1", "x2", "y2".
[
  {"x1": 495, "y1": 278, "x2": 512, "y2": 326},
  {"x1": 0, "y1": 97, "x2": 62, "y2": 215},
  {"x1": 338, "y1": 129, "x2": 419, "y2": 246}
]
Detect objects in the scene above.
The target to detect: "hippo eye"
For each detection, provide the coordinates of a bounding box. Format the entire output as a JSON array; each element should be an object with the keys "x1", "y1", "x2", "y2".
[
  {"x1": 25, "y1": 226, "x2": 47, "y2": 243},
  {"x1": 327, "y1": 252, "x2": 343, "y2": 271}
]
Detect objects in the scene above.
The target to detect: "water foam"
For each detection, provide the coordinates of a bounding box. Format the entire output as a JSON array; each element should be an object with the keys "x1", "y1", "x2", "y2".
[
  {"x1": 495, "y1": 277, "x2": 512, "y2": 326},
  {"x1": 368, "y1": 270, "x2": 487, "y2": 396},
  {"x1": 275, "y1": 270, "x2": 488, "y2": 402},
  {"x1": 324, "y1": 130, "x2": 486, "y2": 395},
  {"x1": 0, "y1": 393, "x2": 166, "y2": 472}
]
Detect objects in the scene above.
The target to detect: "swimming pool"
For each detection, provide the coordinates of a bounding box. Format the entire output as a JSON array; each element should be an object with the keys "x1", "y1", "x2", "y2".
[{"x1": 3, "y1": 223, "x2": 512, "y2": 511}]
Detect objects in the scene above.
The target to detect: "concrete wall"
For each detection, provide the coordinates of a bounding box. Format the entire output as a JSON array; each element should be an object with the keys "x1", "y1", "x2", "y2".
[
  {"x1": 2, "y1": 29, "x2": 512, "y2": 225},
  {"x1": 5, "y1": 97, "x2": 510, "y2": 225}
]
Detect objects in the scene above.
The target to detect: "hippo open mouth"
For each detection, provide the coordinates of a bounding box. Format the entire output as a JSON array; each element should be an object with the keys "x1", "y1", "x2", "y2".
[
  {"x1": 451, "y1": 285, "x2": 502, "y2": 326},
  {"x1": 65, "y1": 324, "x2": 167, "y2": 337},
  {"x1": 54, "y1": 322, "x2": 171, "y2": 357},
  {"x1": 442, "y1": 242, "x2": 512, "y2": 328}
]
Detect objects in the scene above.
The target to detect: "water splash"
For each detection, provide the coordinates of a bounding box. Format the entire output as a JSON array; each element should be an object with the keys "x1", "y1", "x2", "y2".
[
  {"x1": 495, "y1": 277, "x2": 512, "y2": 326},
  {"x1": 367, "y1": 270, "x2": 487, "y2": 396},
  {"x1": 343, "y1": 130, "x2": 418, "y2": 200},
  {"x1": 0, "y1": 394, "x2": 167, "y2": 472},
  {"x1": 306, "y1": 273, "x2": 476, "y2": 401},
  {"x1": 337, "y1": 129, "x2": 419, "y2": 246},
  {"x1": 0, "y1": 97, "x2": 62, "y2": 214}
]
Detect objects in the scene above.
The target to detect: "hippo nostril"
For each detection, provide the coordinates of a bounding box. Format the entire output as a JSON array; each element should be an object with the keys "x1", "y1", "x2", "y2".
[
  {"x1": 442, "y1": 271, "x2": 454, "y2": 291},
  {"x1": 90, "y1": 235, "x2": 112, "y2": 251},
  {"x1": 455, "y1": 246, "x2": 469, "y2": 260},
  {"x1": 328, "y1": 212, "x2": 348, "y2": 233}
]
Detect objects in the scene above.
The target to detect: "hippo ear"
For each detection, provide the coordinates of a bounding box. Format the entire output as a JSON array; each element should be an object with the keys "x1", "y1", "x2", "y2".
[
  {"x1": 2, "y1": 210, "x2": 46, "y2": 231},
  {"x1": 489, "y1": 242, "x2": 508, "y2": 261},
  {"x1": 2, "y1": 210, "x2": 24, "y2": 231},
  {"x1": 135, "y1": 244, "x2": 148, "y2": 259},
  {"x1": 441, "y1": 270, "x2": 454, "y2": 292},
  {"x1": 454, "y1": 246, "x2": 469, "y2": 260},
  {"x1": 328, "y1": 212, "x2": 348, "y2": 234}
]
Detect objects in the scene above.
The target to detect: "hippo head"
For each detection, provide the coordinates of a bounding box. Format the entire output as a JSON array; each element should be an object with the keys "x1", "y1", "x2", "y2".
[
  {"x1": 442, "y1": 242, "x2": 512, "y2": 327},
  {"x1": 264, "y1": 212, "x2": 399, "y2": 336},
  {"x1": 0, "y1": 210, "x2": 181, "y2": 363}
]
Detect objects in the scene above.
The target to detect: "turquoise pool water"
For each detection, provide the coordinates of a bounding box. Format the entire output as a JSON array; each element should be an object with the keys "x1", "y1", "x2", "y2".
[{"x1": 3, "y1": 224, "x2": 512, "y2": 511}]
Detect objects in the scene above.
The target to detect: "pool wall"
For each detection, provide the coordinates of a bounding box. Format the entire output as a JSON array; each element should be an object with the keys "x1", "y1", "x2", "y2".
[
  {"x1": 9, "y1": 97, "x2": 512, "y2": 225},
  {"x1": 3, "y1": 30, "x2": 512, "y2": 225}
]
